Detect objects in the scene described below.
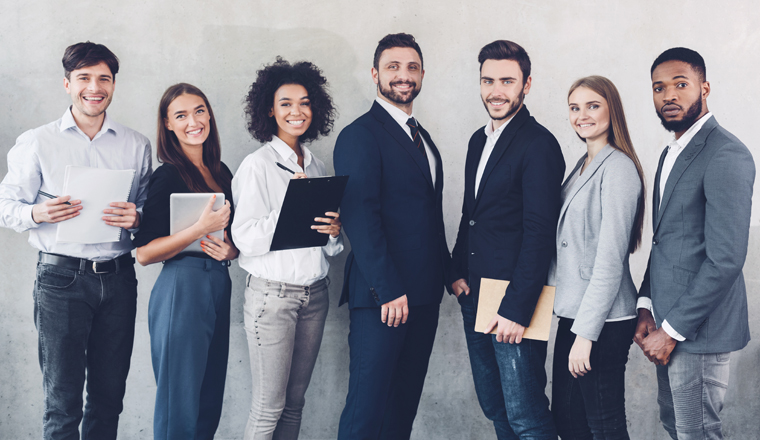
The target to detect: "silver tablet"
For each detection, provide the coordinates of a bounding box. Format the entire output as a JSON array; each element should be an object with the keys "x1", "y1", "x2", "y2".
[{"x1": 169, "y1": 193, "x2": 225, "y2": 253}]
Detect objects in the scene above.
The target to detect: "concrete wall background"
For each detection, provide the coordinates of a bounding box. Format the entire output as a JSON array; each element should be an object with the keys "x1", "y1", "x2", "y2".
[{"x1": 1, "y1": 1, "x2": 758, "y2": 438}]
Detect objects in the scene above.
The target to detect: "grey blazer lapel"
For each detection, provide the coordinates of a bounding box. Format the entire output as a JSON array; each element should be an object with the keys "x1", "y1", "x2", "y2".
[
  {"x1": 558, "y1": 145, "x2": 615, "y2": 222},
  {"x1": 654, "y1": 116, "x2": 718, "y2": 233}
]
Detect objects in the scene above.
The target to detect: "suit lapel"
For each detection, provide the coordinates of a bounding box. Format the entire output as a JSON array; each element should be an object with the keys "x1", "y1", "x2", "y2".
[
  {"x1": 654, "y1": 116, "x2": 718, "y2": 233},
  {"x1": 370, "y1": 102, "x2": 434, "y2": 189},
  {"x1": 651, "y1": 147, "x2": 668, "y2": 230},
  {"x1": 558, "y1": 146, "x2": 615, "y2": 223},
  {"x1": 472, "y1": 106, "x2": 531, "y2": 214},
  {"x1": 465, "y1": 130, "x2": 487, "y2": 216}
]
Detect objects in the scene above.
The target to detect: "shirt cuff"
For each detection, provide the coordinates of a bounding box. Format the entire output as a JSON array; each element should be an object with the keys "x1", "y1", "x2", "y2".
[
  {"x1": 636, "y1": 296, "x2": 653, "y2": 312},
  {"x1": 662, "y1": 320, "x2": 686, "y2": 342},
  {"x1": 22, "y1": 204, "x2": 42, "y2": 229}
]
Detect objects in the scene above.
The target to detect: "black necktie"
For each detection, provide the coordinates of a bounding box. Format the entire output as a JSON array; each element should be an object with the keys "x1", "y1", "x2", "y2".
[{"x1": 406, "y1": 117, "x2": 428, "y2": 162}]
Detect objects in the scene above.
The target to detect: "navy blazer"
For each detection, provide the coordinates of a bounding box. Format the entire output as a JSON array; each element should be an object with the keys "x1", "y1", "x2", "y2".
[
  {"x1": 334, "y1": 101, "x2": 450, "y2": 309},
  {"x1": 450, "y1": 106, "x2": 565, "y2": 327}
]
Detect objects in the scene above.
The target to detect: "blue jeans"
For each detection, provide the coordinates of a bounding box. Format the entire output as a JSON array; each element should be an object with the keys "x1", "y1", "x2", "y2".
[
  {"x1": 458, "y1": 292, "x2": 556, "y2": 440},
  {"x1": 656, "y1": 351, "x2": 731, "y2": 440},
  {"x1": 551, "y1": 317, "x2": 635, "y2": 440},
  {"x1": 149, "y1": 257, "x2": 231, "y2": 440},
  {"x1": 33, "y1": 258, "x2": 138, "y2": 440}
]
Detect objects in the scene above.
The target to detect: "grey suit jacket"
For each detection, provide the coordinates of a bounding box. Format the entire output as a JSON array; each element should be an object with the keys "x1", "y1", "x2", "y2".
[
  {"x1": 549, "y1": 145, "x2": 641, "y2": 341},
  {"x1": 639, "y1": 116, "x2": 755, "y2": 354}
]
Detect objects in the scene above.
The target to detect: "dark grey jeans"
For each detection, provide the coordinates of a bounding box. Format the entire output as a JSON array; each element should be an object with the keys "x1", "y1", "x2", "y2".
[
  {"x1": 657, "y1": 351, "x2": 731, "y2": 440},
  {"x1": 33, "y1": 259, "x2": 137, "y2": 440}
]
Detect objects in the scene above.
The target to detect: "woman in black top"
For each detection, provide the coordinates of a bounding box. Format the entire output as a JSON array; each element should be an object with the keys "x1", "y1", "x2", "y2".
[{"x1": 133, "y1": 83, "x2": 238, "y2": 439}]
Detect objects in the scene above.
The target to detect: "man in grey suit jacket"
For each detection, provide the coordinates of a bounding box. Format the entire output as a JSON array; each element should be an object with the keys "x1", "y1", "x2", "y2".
[{"x1": 634, "y1": 47, "x2": 755, "y2": 440}]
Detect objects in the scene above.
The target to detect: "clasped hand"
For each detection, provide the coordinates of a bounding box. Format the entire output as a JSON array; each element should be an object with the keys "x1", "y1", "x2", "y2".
[{"x1": 634, "y1": 308, "x2": 676, "y2": 365}]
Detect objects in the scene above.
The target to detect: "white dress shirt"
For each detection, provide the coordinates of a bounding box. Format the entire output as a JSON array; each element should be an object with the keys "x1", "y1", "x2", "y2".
[
  {"x1": 475, "y1": 117, "x2": 513, "y2": 198},
  {"x1": 638, "y1": 112, "x2": 713, "y2": 341},
  {"x1": 374, "y1": 97, "x2": 437, "y2": 187},
  {"x1": 231, "y1": 136, "x2": 343, "y2": 286},
  {"x1": 0, "y1": 108, "x2": 152, "y2": 261}
]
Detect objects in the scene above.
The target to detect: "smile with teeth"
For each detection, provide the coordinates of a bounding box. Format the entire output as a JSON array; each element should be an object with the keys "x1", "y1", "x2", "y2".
[
  {"x1": 287, "y1": 120, "x2": 305, "y2": 126},
  {"x1": 83, "y1": 96, "x2": 104, "y2": 102},
  {"x1": 578, "y1": 123, "x2": 595, "y2": 128},
  {"x1": 187, "y1": 128, "x2": 203, "y2": 136}
]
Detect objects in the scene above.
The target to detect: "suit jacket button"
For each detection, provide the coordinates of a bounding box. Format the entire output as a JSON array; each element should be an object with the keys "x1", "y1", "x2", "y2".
[
  {"x1": 469, "y1": 220, "x2": 476, "y2": 226},
  {"x1": 561, "y1": 240, "x2": 568, "y2": 247},
  {"x1": 653, "y1": 239, "x2": 659, "y2": 245}
]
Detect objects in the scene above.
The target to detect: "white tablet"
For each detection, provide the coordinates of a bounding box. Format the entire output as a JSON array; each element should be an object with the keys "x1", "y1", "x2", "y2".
[{"x1": 170, "y1": 193, "x2": 225, "y2": 253}]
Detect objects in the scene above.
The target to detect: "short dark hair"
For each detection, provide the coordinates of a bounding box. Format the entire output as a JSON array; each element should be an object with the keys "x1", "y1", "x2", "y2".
[
  {"x1": 373, "y1": 33, "x2": 423, "y2": 70},
  {"x1": 244, "y1": 57, "x2": 336, "y2": 144},
  {"x1": 62, "y1": 41, "x2": 119, "y2": 80},
  {"x1": 477, "y1": 40, "x2": 531, "y2": 83},
  {"x1": 650, "y1": 47, "x2": 706, "y2": 82}
]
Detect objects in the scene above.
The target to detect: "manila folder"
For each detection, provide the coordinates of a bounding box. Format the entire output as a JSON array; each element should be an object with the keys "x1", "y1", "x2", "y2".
[{"x1": 474, "y1": 278, "x2": 555, "y2": 341}]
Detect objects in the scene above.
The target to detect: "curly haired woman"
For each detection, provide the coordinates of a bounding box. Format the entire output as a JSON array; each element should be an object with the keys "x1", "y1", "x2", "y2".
[{"x1": 231, "y1": 57, "x2": 342, "y2": 440}]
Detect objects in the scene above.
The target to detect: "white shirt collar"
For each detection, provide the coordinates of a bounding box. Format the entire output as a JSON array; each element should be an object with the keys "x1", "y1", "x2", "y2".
[
  {"x1": 60, "y1": 107, "x2": 119, "y2": 137},
  {"x1": 484, "y1": 116, "x2": 512, "y2": 140},
  {"x1": 375, "y1": 96, "x2": 415, "y2": 128},
  {"x1": 670, "y1": 112, "x2": 712, "y2": 151},
  {"x1": 270, "y1": 135, "x2": 313, "y2": 170}
]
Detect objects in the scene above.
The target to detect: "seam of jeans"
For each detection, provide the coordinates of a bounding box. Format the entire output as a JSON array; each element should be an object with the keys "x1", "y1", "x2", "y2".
[{"x1": 37, "y1": 282, "x2": 50, "y2": 435}]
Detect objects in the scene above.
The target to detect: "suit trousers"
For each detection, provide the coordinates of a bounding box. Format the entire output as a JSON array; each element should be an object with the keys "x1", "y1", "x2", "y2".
[
  {"x1": 656, "y1": 351, "x2": 731, "y2": 440},
  {"x1": 33, "y1": 259, "x2": 137, "y2": 440},
  {"x1": 551, "y1": 317, "x2": 636, "y2": 440},
  {"x1": 338, "y1": 303, "x2": 440, "y2": 440},
  {"x1": 149, "y1": 257, "x2": 231, "y2": 440},
  {"x1": 243, "y1": 275, "x2": 329, "y2": 440}
]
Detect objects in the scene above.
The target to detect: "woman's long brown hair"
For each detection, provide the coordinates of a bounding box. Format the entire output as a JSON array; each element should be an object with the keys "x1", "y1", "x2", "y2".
[
  {"x1": 156, "y1": 83, "x2": 231, "y2": 197},
  {"x1": 568, "y1": 75, "x2": 645, "y2": 253}
]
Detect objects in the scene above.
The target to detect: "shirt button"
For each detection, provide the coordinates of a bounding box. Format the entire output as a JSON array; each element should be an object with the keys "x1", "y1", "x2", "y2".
[
  {"x1": 469, "y1": 220, "x2": 476, "y2": 226},
  {"x1": 561, "y1": 241, "x2": 568, "y2": 247}
]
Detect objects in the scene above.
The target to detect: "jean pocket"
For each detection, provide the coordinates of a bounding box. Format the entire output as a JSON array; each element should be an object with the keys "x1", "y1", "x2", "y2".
[
  {"x1": 716, "y1": 352, "x2": 730, "y2": 363},
  {"x1": 36, "y1": 264, "x2": 78, "y2": 289}
]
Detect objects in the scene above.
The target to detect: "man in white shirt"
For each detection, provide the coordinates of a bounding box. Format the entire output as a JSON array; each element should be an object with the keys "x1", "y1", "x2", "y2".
[
  {"x1": 334, "y1": 33, "x2": 451, "y2": 440},
  {"x1": 634, "y1": 47, "x2": 754, "y2": 440},
  {"x1": 0, "y1": 42, "x2": 152, "y2": 439}
]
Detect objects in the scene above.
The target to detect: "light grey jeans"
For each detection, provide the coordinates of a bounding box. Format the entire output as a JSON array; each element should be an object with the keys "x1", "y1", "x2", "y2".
[
  {"x1": 656, "y1": 350, "x2": 731, "y2": 440},
  {"x1": 243, "y1": 275, "x2": 329, "y2": 440}
]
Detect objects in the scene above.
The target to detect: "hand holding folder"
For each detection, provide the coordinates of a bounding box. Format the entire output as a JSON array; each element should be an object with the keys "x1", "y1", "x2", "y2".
[{"x1": 475, "y1": 278, "x2": 555, "y2": 342}]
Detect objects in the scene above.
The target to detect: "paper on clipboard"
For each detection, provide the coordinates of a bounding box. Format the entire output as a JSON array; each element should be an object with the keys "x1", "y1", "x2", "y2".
[
  {"x1": 55, "y1": 166, "x2": 136, "y2": 244},
  {"x1": 474, "y1": 278, "x2": 555, "y2": 341}
]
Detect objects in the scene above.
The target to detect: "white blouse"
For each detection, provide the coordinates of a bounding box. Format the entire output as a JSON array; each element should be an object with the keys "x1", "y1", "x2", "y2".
[{"x1": 231, "y1": 136, "x2": 343, "y2": 285}]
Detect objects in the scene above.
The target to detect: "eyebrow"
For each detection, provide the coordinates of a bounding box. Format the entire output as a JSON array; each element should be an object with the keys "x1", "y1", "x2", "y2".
[
  {"x1": 278, "y1": 96, "x2": 309, "y2": 102},
  {"x1": 652, "y1": 75, "x2": 691, "y2": 86},
  {"x1": 172, "y1": 104, "x2": 205, "y2": 116},
  {"x1": 481, "y1": 76, "x2": 518, "y2": 81},
  {"x1": 568, "y1": 100, "x2": 601, "y2": 106}
]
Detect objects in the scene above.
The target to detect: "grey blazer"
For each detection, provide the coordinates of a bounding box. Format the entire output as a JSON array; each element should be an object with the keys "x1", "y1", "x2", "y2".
[
  {"x1": 639, "y1": 116, "x2": 755, "y2": 354},
  {"x1": 549, "y1": 145, "x2": 641, "y2": 341}
]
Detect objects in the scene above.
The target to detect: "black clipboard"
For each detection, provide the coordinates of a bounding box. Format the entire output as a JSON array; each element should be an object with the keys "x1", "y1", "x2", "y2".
[{"x1": 269, "y1": 175, "x2": 349, "y2": 251}]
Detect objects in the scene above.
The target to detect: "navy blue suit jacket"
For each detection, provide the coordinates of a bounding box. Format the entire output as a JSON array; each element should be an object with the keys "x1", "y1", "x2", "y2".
[
  {"x1": 334, "y1": 101, "x2": 450, "y2": 309},
  {"x1": 450, "y1": 106, "x2": 565, "y2": 327}
]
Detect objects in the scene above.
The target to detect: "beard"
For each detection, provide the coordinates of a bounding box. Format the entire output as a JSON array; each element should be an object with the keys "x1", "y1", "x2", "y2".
[
  {"x1": 378, "y1": 79, "x2": 421, "y2": 105},
  {"x1": 482, "y1": 90, "x2": 524, "y2": 121},
  {"x1": 657, "y1": 98, "x2": 702, "y2": 133}
]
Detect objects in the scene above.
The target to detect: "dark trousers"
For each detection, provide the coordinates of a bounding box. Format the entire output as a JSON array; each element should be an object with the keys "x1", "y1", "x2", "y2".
[
  {"x1": 551, "y1": 317, "x2": 636, "y2": 440},
  {"x1": 33, "y1": 258, "x2": 138, "y2": 440},
  {"x1": 149, "y1": 257, "x2": 231, "y2": 440},
  {"x1": 458, "y1": 292, "x2": 557, "y2": 440},
  {"x1": 338, "y1": 303, "x2": 440, "y2": 440}
]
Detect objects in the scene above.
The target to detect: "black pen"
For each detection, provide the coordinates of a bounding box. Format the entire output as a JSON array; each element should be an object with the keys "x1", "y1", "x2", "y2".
[
  {"x1": 38, "y1": 190, "x2": 72, "y2": 205},
  {"x1": 276, "y1": 162, "x2": 297, "y2": 174}
]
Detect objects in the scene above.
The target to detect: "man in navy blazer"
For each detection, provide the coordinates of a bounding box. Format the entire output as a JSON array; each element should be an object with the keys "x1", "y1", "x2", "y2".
[
  {"x1": 634, "y1": 48, "x2": 755, "y2": 440},
  {"x1": 333, "y1": 33, "x2": 450, "y2": 440},
  {"x1": 450, "y1": 40, "x2": 565, "y2": 439}
]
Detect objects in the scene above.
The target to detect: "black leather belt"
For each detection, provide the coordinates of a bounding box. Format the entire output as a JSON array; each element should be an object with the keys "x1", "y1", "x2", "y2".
[{"x1": 38, "y1": 252, "x2": 135, "y2": 274}]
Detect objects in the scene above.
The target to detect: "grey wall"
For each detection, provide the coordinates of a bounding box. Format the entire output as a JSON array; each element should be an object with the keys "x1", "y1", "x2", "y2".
[{"x1": 1, "y1": 1, "x2": 759, "y2": 439}]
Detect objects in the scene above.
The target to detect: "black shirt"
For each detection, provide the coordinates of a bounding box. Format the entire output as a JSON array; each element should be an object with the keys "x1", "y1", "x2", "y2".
[{"x1": 133, "y1": 162, "x2": 234, "y2": 259}]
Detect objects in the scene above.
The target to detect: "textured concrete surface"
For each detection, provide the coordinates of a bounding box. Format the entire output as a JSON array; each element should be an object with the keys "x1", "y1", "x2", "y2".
[{"x1": 1, "y1": 1, "x2": 759, "y2": 439}]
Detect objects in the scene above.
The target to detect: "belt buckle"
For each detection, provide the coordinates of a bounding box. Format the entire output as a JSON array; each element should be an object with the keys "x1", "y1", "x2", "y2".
[{"x1": 92, "y1": 261, "x2": 108, "y2": 274}]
